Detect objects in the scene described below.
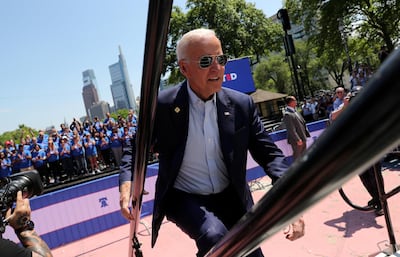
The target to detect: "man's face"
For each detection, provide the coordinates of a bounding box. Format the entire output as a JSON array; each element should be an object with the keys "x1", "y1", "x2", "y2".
[
  {"x1": 289, "y1": 98, "x2": 297, "y2": 108},
  {"x1": 179, "y1": 35, "x2": 225, "y2": 100},
  {"x1": 336, "y1": 89, "x2": 345, "y2": 100}
]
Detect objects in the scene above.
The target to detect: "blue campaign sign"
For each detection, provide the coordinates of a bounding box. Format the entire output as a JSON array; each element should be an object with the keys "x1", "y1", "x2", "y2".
[{"x1": 222, "y1": 57, "x2": 256, "y2": 94}]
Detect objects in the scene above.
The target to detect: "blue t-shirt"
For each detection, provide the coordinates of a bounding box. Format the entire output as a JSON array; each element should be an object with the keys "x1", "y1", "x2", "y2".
[
  {"x1": 110, "y1": 130, "x2": 123, "y2": 148},
  {"x1": 46, "y1": 146, "x2": 59, "y2": 163},
  {"x1": 32, "y1": 149, "x2": 46, "y2": 168},
  {"x1": 16, "y1": 148, "x2": 32, "y2": 169},
  {"x1": 58, "y1": 143, "x2": 71, "y2": 159},
  {"x1": 71, "y1": 141, "x2": 85, "y2": 157},
  {"x1": 83, "y1": 137, "x2": 97, "y2": 157},
  {"x1": 0, "y1": 157, "x2": 12, "y2": 178}
]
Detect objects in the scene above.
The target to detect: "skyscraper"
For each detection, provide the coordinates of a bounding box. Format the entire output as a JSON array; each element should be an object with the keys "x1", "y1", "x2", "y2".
[
  {"x1": 109, "y1": 46, "x2": 136, "y2": 111},
  {"x1": 82, "y1": 69, "x2": 100, "y2": 118}
]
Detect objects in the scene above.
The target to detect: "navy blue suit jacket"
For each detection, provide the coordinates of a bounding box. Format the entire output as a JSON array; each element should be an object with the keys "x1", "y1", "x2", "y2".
[{"x1": 151, "y1": 81, "x2": 288, "y2": 247}]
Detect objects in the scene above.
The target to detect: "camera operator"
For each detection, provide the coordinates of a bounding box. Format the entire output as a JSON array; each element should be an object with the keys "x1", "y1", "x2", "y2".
[{"x1": 1, "y1": 191, "x2": 53, "y2": 257}]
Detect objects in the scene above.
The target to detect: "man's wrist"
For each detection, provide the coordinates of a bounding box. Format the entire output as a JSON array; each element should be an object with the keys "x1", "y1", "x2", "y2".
[{"x1": 14, "y1": 220, "x2": 35, "y2": 234}]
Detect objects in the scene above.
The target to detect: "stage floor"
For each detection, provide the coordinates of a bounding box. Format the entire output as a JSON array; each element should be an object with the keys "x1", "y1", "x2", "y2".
[{"x1": 52, "y1": 159, "x2": 400, "y2": 257}]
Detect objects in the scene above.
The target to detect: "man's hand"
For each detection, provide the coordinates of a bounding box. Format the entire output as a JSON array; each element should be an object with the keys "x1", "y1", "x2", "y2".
[
  {"x1": 119, "y1": 182, "x2": 135, "y2": 220},
  {"x1": 5, "y1": 191, "x2": 54, "y2": 257},
  {"x1": 6, "y1": 191, "x2": 31, "y2": 231},
  {"x1": 283, "y1": 217, "x2": 305, "y2": 241}
]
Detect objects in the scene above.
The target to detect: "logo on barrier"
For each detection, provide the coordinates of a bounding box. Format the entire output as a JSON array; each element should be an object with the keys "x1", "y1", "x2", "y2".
[
  {"x1": 223, "y1": 73, "x2": 237, "y2": 82},
  {"x1": 99, "y1": 197, "x2": 109, "y2": 208},
  {"x1": 222, "y1": 57, "x2": 255, "y2": 93}
]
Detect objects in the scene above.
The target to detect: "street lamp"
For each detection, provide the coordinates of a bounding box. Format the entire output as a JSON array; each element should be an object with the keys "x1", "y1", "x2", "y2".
[{"x1": 278, "y1": 8, "x2": 303, "y2": 100}]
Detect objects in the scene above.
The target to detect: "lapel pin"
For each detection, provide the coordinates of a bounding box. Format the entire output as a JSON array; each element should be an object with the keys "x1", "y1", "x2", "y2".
[
  {"x1": 224, "y1": 112, "x2": 230, "y2": 116},
  {"x1": 174, "y1": 107, "x2": 180, "y2": 113}
]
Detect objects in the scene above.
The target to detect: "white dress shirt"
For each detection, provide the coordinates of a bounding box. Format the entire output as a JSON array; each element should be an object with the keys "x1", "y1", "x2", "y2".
[{"x1": 173, "y1": 83, "x2": 229, "y2": 194}]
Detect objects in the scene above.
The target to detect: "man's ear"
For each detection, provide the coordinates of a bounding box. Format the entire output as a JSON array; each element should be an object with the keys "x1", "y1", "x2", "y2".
[{"x1": 179, "y1": 61, "x2": 188, "y2": 76}]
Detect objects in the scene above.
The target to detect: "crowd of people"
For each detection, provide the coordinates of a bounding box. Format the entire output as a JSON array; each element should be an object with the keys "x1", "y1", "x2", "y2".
[
  {"x1": 297, "y1": 61, "x2": 375, "y2": 123},
  {"x1": 0, "y1": 110, "x2": 139, "y2": 186}
]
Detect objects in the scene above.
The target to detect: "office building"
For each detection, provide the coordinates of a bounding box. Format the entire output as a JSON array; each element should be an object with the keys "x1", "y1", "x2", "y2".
[
  {"x1": 109, "y1": 46, "x2": 136, "y2": 111},
  {"x1": 89, "y1": 101, "x2": 110, "y2": 121},
  {"x1": 82, "y1": 69, "x2": 100, "y2": 119}
]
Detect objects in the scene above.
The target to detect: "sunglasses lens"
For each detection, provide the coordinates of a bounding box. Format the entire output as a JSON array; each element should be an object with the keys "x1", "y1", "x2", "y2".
[
  {"x1": 199, "y1": 56, "x2": 213, "y2": 68},
  {"x1": 216, "y1": 55, "x2": 228, "y2": 66},
  {"x1": 198, "y1": 55, "x2": 228, "y2": 68}
]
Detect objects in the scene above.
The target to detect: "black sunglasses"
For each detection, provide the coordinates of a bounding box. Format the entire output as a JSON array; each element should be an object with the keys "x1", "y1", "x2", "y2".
[{"x1": 198, "y1": 54, "x2": 228, "y2": 69}]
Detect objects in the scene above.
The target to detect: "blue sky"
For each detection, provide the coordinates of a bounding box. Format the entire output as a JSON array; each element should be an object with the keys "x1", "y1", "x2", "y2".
[{"x1": 0, "y1": 0, "x2": 284, "y2": 134}]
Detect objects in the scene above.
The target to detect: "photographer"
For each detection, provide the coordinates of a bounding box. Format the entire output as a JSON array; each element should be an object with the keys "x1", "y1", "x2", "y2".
[
  {"x1": 1, "y1": 191, "x2": 53, "y2": 257},
  {"x1": 330, "y1": 88, "x2": 383, "y2": 216}
]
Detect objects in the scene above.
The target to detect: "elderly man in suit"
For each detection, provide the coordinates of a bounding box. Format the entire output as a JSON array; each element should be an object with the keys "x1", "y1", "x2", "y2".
[
  {"x1": 283, "y1": 96, "x2": 311, "y2": 160},
  {"x1": 119, "y1": 28, "x2": 304, "y2": 257}
]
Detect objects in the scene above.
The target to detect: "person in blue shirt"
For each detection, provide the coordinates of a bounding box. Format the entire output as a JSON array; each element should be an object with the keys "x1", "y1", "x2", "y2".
[
  {"x1": 103, "y1": 112, "x2": 116, "y2": 131},
  {"x1": 98, "y1": 131, "x2": 113, "y2": 169},
  {"x1": 92, "y1": 116, "x2": 103, "y2": 133},
  {"x1": 31, "y1": 144, "x2": 49, "y2": 185},
  {"x1": 59, "y1": 136, "x2": 74, "y2": 180},
  {"x1": 110, "y1": 126, "x2": 123, "y2": 167},
  {"x1": 15, "y1": 144, "x2": 33, "y2": 172},
  {"x1": 71, "y1": 134, "x2": 89, "y2": 176},
  {"x1": 36, "y1": 130, "x2": 49, "y2": 150},
  {"x1": 83, "y1": 132, "x2": 100, "y2": 174},
  {"x1": 0, "y1": 151, "x2": 12, "y2": 178},
  {"x1": 46, "y1": 139, "x2": 60, "y2": 183}
]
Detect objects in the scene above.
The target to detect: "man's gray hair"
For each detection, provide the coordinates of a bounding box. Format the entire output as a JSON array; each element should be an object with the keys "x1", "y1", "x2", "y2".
[{"x1": 176, "y1": 28, "x2": 216, "y2": 61}]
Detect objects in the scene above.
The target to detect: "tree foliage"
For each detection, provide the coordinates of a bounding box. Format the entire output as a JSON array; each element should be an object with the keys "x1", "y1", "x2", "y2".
[
  {"x1": 164, "y1": 0, "x2": 282, "y2": 85},
  {"x1": 286, "y1": 0, "x2": 399, "y2": 55},
  {"x1": 253, "y1": 54, "x2": 292, "y2": 94},
  {"x1": 110, "y1": 109, "x2": 130, "y2": 122},
  {"x1": 0, "y1": 124, "x2": 38, "y2": 146}
]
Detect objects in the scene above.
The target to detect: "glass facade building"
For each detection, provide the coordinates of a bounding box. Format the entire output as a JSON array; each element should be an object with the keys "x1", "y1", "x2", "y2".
[{"x1": 109, "y1": 46, "x2": 136, "y2": 111}]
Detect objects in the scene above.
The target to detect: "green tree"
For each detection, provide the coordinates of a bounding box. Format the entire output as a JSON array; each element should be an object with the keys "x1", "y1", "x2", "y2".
[
  {"x1": 165, "y1": 0, "x2": 282, "y2": 85},
  {"x1": 0, "y1": 124, "x2": 38, "y2": 146},
  {"x1": 286, "y1": 0, "x2": 399, "y2": 55},
  {"x1": 110, "y1": 109, "x2": 130, "y2": 125},
  {"x1": 253, "y1": 54, "x2": 292, "y2": 94},
  {"x1": 294, "y1": 40, "x2": 333, "y2": 94}
]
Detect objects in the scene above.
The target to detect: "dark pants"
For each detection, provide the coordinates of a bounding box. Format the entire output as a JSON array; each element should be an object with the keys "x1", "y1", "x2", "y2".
[
  {"x1": 290, "y1": 141, "x2": 307, "y2": 160},
  {"x1": 165, "y1": 186, "x2": 264, "y2": 257},
  {"x1": 61, "y1": 157, "x2": 74, "y2": 179},
  {"x1": 359, "y1": 162, "x2": 383, "y2": 207},
  {"x1": 35, "y1": 164, "x2": 50, "y2": 184}
]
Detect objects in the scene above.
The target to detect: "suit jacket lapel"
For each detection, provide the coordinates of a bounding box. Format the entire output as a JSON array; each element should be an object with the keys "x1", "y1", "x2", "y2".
[
  {"x1": 216, "y1": 90, "x2": 234, "y2": 164},
  {"x1": 171, "y1": 82, "x2": 190, "y2": 148}
]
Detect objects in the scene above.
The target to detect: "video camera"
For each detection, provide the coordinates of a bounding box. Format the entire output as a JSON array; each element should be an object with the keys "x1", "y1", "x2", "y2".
[{"x1": 0, "y1": 170, "x2": 43, "y2": 234}]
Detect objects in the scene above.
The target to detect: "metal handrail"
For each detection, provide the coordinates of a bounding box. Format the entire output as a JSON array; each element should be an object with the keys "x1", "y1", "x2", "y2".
[{"x1": 129, "y1": 1, "x2": 173, "y2": 257}]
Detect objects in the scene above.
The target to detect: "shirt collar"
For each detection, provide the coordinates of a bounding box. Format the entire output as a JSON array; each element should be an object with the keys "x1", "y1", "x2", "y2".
[
  {"x1": 287, "y1": 106, "x2": 295, "y2": 112},
  {"x1": 187, "y1": 81, "x2": 216, "y2": 105}
]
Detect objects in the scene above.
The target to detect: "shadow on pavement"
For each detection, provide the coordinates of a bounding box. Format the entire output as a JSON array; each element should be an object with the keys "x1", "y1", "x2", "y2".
[{"x1": 324, "y1": 209, "x2": 384, "y2": 238}]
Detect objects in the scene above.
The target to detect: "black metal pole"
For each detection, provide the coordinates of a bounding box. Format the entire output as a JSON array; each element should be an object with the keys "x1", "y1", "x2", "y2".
[
  {"x1": 288, "y1": 54, "x2": 302, "y2": 100},
  {"x1": 128, "y1": 1, "x2": 173, "y2": 257},
  {"x1": 205, "y1": 49, "x2": 400, "y2": 257},
  {"x1": 373, "y1": 164, "x2": 399, "y2": 253}
]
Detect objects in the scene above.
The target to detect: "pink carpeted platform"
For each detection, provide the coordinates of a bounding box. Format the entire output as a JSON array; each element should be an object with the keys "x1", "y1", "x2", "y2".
[{"x1": 52, "y1": 166, "x2": 400, "y2": 257}]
